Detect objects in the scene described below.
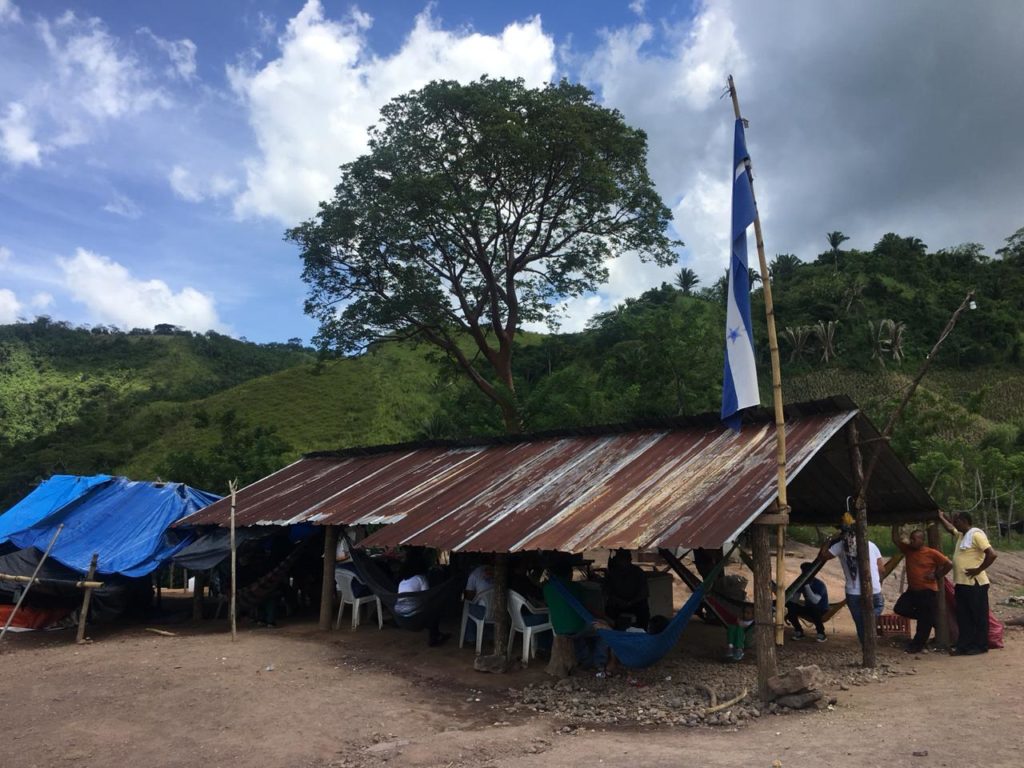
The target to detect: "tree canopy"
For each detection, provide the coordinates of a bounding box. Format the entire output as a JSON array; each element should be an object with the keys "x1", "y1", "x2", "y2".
[{"x1": 288, "y1": 76, "x2": 678, "y2": 431}]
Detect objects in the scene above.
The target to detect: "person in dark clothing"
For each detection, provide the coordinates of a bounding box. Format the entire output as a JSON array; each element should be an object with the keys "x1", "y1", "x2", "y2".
[
  {"x1": 603, "y1": 549, "x2": 649, "y2": 629},
  {"x1": 785, "y1": 562, "x2": 829, "y2": 641}
]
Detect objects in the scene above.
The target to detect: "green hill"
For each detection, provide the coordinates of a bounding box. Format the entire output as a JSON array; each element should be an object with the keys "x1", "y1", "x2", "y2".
[{"x1": 3, "y1": 226, "x2": 1024, "y2": 536}]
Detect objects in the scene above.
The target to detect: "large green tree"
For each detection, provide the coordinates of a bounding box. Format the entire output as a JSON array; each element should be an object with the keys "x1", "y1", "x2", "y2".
[{"x1": 289, "y1": 77, "x2": 678, "y2": 432}]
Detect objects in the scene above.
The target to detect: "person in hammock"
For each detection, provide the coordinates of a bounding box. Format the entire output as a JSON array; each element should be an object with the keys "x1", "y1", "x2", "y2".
[
  {"x1": 603, "y1": 549, "x2": 650, "y2": 629},
  {"x1": 785, "y1": 562, "x2": 829, "y2": 642},
  {"x1": 543, "y1": 560, "x2": 609, "y2": 672},
  {"x1": 396, "y1": 550, "x2": 450, "y2": 647}
]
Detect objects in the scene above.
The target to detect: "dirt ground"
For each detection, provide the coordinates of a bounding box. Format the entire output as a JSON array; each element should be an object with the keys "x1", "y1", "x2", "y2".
[{"x1": 2, "y1": 544, "x2": 1023, "y2": 768}]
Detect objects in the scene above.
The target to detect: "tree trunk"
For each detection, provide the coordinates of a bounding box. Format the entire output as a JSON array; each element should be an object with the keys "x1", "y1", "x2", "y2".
[
  {"x1": 492, "y1": 553, "x2": 510, "y2": 656},
  {"x1": 752, "y1": 524, "x2": 778, "y2": 701},
  {"x1": 319, "y1": 526, "x2": 339, "y2": 631},
  {"x1": 847, "y1": 422, "x2": 878, "y2": 668},
  {"x1": 928, "y1": 522, "x2": 949, "y2": 649},
  {"x1": 546, "y1": 636, "x2": 576, "y2": 678}
]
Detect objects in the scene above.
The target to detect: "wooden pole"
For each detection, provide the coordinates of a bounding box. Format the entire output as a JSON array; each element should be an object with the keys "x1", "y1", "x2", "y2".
[
  {"x1": 0, "y1": 573, "x2": 103, "y2": 588},
  {"x1": 76, "y1": 553, "x2": 99, "y2": 644},
  {"x1": 847, "y1": 421, "x2": 878, "y2": 667},
  {"x1": 492, "y1": 552, "x2": 509, "y2": 657},
  {"x1": 861, "y1": 291, "x2": 975, "y2": 490},
  {"x1": 1, "y1": 524, "x2": 64, "y2": 641},
  {"x1": 229, "y1": 479, "x2": 238, "y2": 642},
  {"x1": 319, "y1": 525, "x2": 339, "y2": 631},
  {"x1": 192, "y1": 571, "x2": 207, "y2": 621},
  {"x1": 727, "y1": 75, "x2": 789, "y2": 647},
  {"x1": 751, "y1": 524, "x2": 778, "y2": 700},
  {"x1": 927, "y1": 522, "x2": 949, "y2": 649}
]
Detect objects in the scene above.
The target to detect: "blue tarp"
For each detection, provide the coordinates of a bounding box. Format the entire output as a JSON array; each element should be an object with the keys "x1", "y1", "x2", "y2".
[
  {"x1": 0, "y1": 475, "x2": 112, "y2": 544},
  {"x1": 1, "y1": 476, "x2": 220, "y2": 577}
]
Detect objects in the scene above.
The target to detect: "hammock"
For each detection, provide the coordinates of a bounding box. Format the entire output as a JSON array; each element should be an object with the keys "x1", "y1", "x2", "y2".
[
  {"x1": 548, "y1": 550, "x2": 732, "y2": 669},
  {"x1": 347, "y1": 545, "x2": 460, "y2": 632},
  {"x1": 236, "y1": 539, "x2": 310, "y2": 613}
]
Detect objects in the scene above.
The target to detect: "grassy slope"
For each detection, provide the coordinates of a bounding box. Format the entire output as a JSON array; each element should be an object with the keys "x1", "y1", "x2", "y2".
[{"x1": 119, "y1": 342, "x2": 445, "y2": 480}]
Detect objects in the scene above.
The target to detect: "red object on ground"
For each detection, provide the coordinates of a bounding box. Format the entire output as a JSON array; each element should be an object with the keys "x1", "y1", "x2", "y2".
[
  {"x1": 942, "y1": 577, "x2": 1004, "y2": 649},
  {"x1": 0, "y1": 604, "x2": 72, "y2": 630}
]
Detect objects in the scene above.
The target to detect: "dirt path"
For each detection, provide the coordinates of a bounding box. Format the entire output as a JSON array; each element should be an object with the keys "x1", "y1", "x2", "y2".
[{"x1": 3, "y1": 612, "x2": 1022, "y2": 768}]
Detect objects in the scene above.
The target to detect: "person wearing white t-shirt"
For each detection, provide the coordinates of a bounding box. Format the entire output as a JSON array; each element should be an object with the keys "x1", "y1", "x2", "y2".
[{"x1": 818, "y1": 528, "x2": 886, "y2": 644}]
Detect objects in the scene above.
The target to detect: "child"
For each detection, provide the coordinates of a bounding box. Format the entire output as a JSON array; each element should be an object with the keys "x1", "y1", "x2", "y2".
[{"x1": 725, "y1": 604, "x2": 754, "y2": 661}]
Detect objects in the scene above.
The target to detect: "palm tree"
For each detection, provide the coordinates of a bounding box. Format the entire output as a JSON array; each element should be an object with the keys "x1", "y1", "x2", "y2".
[
  {"x1": 747, "y1": 267, "x2": 762, "y2": 287},
  {"x1": 674, "y1": 267, "x2": 700, "y2": 295},
  {"x1": 770, "y1": 253, "x2": 801, "y2": 282},
  {"x1": 826, "y1": 231, "x2": 850, "y2": 272}
]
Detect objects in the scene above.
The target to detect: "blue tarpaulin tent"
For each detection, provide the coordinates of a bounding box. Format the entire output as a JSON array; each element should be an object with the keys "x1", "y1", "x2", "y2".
[{"x1": 0, "y1": 476, "x2": 220, "y2": 577}]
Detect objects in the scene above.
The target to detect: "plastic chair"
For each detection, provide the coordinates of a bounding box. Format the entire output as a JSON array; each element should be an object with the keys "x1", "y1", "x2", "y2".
[
  {"x1": 459, "y1": 588, "x2": 496, "y2": 654},
  {"x1": 335, "y1": 568, "x2": 382, "y2": 630},
  {"x1": 507, "y1": 590, "x2": 553, "y2": 666}
]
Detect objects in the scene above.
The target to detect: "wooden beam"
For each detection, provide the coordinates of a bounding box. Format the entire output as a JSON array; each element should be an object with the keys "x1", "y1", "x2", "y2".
[
  {"x1": 0, "y1": 573, "x2": 103, "y2": 589},
  {"x1": 752, "y1": 512, "x2": 790, "y2": 526}
]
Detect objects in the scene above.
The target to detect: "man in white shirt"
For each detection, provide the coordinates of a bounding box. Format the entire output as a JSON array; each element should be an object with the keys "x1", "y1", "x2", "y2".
[{"x1": 818, "y1": 527, "x2": 886, "y2": 645}]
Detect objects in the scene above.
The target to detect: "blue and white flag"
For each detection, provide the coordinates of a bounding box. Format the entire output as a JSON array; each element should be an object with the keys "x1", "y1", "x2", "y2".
[{"x1": 721, "y1": 118, "x2": 760, "y2": 428}]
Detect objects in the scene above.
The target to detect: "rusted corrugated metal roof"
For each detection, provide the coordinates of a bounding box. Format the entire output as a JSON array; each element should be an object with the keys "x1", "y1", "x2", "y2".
[{"x1": 178, "y1": 397, "x2": 938, "y2": 552}]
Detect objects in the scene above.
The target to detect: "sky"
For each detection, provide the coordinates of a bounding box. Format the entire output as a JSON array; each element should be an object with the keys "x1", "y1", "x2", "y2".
[{"x1": 1, "y1": 0, "x2": 1021, "y2": 343}]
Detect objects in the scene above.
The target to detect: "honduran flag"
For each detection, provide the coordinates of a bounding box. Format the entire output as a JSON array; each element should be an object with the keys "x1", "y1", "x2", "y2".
[{"x1": 721, "y1": 118, "x2": 760, "y2": 428}]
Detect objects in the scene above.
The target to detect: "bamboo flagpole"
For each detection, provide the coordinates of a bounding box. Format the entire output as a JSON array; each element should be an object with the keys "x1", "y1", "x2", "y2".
[
  {"x1": 1, "y1": 524, "x2": 64, "y2": 641},
  {"x1": 727, "y1": 76, "x2": 789, "y2": 646},
  {"x1": 229, "y1": 478, "x2": 238, "y2": 642}
]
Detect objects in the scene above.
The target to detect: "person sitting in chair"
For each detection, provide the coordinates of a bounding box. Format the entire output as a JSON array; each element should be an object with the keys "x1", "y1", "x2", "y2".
[
  {"x1": 397, "y1": 550, "x2": 450, "y2": 647},
  {"x1": 603, "y1": 549, "x2": 650, "y2": 629},
  {"x1": 786, "y1": 562, "x2": 829, "y2": 642}
]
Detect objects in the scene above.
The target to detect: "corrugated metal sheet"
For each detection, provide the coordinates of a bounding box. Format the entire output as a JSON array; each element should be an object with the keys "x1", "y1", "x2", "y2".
[{"x1": 178, "y1": 398, "x2": 938, "y2": 552}]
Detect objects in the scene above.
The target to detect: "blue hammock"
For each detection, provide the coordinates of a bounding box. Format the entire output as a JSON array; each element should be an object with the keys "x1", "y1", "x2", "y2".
[{"x1": 548, "y1": 551, "x2": 732, "y2": 669}]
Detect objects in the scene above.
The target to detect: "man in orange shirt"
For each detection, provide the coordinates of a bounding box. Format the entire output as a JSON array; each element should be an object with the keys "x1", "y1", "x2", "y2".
[{"x1": 892, "y1": 526, "x2": 952, "y2": 653}]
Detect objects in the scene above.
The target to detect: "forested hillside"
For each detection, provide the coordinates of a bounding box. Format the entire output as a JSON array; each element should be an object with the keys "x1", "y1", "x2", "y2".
[{"x1": 2, "y1": 227, "x2": 1023, "y2": 534}]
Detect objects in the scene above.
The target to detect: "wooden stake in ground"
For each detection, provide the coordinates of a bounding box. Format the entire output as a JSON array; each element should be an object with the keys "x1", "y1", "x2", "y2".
[
  {"x1": 76, "y1": 553, "x2": 99, "y2": 644},
  {"x1": 229, "y1": 479, "x2": 238, "y2": 642},
  {"x1": 727, "y1": 75, "x2": 789, "y2": 648},
  {"x1": 319, "y1": 525, "x2": 339, "y2": 631},
  {"x1": 847, "y1": 420, "x2": 878, "y2": 668},
  {"x1": 1, "y1": 524, "x2": 64, "y2": 641}
]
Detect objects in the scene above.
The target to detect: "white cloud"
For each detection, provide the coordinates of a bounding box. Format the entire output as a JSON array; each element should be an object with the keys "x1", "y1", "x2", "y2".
[
  {"x1": 38, "y1": 13, "x2": 169, "y2": 120},
  {"x1": 103, "y1": 192, "x2": 142, "y2": 218},
  {"x1": 230, "y1": 0, "x2": 557, "y2": 223},
  {"x1": 0, "y1": 245, "x2": 11, "y2": 264},
  {"x1": 0, "y1": 102, "x2": 42, "y2": 166},
  {"x1": 0, "y1": 288, "x2": 22, "y2": 323},
  {"x1": 57, "y1": 247, "x2": 223, "y2": 332},
  {"x1": 138, "y1": 27, "x2": 197, "y2": 81},
  {"x1": 30, "y1": 292, "x2": 53, "y2": 309},
  {"x1": 169, "y1": 164, "x2": 236, "y2": 203},
  {"x1": 0, "y1": 0, "x2": 20, "y2": 25}
]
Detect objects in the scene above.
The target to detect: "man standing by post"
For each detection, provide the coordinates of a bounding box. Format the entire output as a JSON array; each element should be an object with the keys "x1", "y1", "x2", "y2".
[
  {"x1": 892, "y1": 526, "x2": 952, "y2": 653},
  {"x1": 938, "y1": 511, "x2": 997, "y2": 655}
]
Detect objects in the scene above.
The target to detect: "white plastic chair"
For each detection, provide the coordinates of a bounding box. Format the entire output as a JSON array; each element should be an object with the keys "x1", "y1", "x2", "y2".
[
  {"x1": 459, "y1": 588, "x2": 496, "y2": 654},
  {"x1": 507, "y1": 590, "x2": 553, "y2": 666},
  {"x1": 334, "y1": 568, "x2": 382, "y2": 630}
]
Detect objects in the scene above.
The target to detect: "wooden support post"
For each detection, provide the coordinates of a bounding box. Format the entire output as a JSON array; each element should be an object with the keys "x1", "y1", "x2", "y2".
[
  {"x1": 847, "y1": 421, "x2": 878, "y2": 667},
  {"x1": 76, "y1": 553, "x2": 99, "y2": 644},
  {"x1": 752, "y1": 525, "x2": 778, "y2": 701},
  {"x1": 320, "y1": 525, "x2": 339, "y2": 631},
  {"x1": 192, "y1": 571, "x2": 207, "y2": 621},
  {"x1": 492, "y1": 552, "x2": 509, "y2": 656},
  {"x1": 928, "y1": 522, "x2": 949, "y2": 649},
  {"x1": 229, "y1": 479, "x2": 238, "y2": 642}
]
